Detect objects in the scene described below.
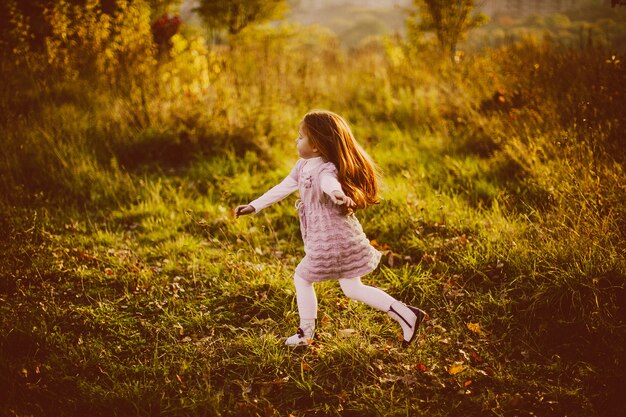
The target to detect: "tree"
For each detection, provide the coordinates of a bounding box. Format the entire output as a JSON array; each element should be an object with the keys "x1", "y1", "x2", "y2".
[
  {"x1": 407, "y1": 0, "x2": 487, "y2": 61},
  {"x1": 195, "y1": 0, "x2": 288, "y2": 36}
]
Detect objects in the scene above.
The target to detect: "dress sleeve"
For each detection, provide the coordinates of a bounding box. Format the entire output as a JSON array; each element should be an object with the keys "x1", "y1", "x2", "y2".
[
  {"x1": 319, "y1": 162, "x2": 343, "y2": 196},
  {"x1": 249, "y1": 160, "x2": 302, "y2": 213}
]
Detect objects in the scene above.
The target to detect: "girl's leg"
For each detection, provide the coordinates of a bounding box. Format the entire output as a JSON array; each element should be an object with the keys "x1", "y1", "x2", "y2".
[
  {"x1": 286, "y1": 274, "x2": 317, "y2": 346},
  {"x1": 294, "y1": 274, "x2": 317, "y2": 320},
  {"x1": 338, "y1": 276, "x2": 395, "y2": 311},
  {"x1": 339, "y1": 276, "x2": 428, "y2": 344}
]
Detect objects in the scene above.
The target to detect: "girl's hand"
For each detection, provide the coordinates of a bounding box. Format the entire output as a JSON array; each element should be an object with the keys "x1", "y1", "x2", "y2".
[
  {"x1": 235, "y1": 205, "x2": 255, "y2": 217},
  {"x1": 330, "y1": 191, "x2": 355, "y2": 208}
]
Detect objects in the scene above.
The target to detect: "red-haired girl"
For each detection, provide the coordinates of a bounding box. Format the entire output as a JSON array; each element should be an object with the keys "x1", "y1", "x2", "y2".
[{"x1": 235, "y1": 110, "x2": 427, "y2": 347}]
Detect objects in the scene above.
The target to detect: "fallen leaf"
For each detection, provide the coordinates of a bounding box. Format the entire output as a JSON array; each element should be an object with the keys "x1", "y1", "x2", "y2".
[
  {"x1": 337, "y1": 390, "x2": 349, "y2": 403},
  {"x1": 416, "y1": 363, "x2": 428, "y2": 372},
  {"x1": 466, "y1": 322, "x2": 483, "y2": 335},
  {"x1": 338, "y1": 328, "x2": 356, "y2": 338},
  {"x1": 379, "y1": 373, "x2": 401, "y2": 383},
  {"x1": 301, "y1": 361, "x2": 312, "y2": 372},
  {"x1": 370, "y1": 239, "x2": 390, "y2": 251},
  {"x1": 470, "y1": 351, "x2": 483, "y2": 364},
  {"x1": 448, "y1": 363, "x2": 466, "y2": 375}
]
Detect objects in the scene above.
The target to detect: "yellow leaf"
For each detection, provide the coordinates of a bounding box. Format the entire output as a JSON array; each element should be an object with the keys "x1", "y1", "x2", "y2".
[
  {"x1": 448, "y1": 364, "x2": 466, "y2": 375},
  {"x1": 466, "y1": 322, "x2": 482, "y2": 335}
]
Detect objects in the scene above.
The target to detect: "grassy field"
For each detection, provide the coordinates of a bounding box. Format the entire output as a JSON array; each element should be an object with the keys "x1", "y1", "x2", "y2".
[{"x1": 1, "y1": 4, "x2": 626, "y2": 416}]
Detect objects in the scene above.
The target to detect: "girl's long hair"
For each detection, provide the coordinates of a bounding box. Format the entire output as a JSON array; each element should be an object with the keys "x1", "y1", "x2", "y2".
[{"x1": 301, "y1": 110, "x2": 380, "y2": 210}]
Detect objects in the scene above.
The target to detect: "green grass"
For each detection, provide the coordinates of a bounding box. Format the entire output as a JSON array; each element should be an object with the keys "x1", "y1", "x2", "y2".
[{"x1": 1, "y1": 14, "x2": 626, "y2": 417}]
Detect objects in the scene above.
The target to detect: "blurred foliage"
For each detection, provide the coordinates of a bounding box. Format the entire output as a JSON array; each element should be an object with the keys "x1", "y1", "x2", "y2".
[
  {"x1": 195, "y1": 0, "x2": 288, "y2": 36},
  {"x1": 44, "y1": 0, "x2": 156, "y2": 90},
  {"x1": 469, "y1": 1, "x2": 626, "y2": 51},
  {"x1": 288, "y1": 3, "x2": 407, "y2": 49},
  {"x1": 0, "y1": 0, "x2": 180, "y2": 54},
  {"x1": 407, "y1": 0, "x2": 488, "y2": 61}
]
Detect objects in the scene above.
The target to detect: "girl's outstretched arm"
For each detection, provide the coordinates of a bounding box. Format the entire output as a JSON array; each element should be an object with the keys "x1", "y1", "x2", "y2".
[
  {"x1": 235, "y1": 205, "x2": 255, "y2": 217},
  {"x1": 235, "y1": 160, "x2": 303, "y2": 217}
]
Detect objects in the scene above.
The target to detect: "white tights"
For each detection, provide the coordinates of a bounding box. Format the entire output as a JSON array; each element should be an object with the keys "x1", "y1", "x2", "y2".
[{"x1": 294, "y1": 274, "x2": 397, "y2": 320}]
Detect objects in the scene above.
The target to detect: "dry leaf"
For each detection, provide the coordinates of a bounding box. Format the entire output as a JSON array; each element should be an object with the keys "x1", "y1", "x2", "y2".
[
  {"x1": 448, "y1": 363, "x2": 466, "y2": 375},
  {"x1": 470, "y1": 351, "x2": 484, "y2": 364},
  {"x1": 466, "y1": 322, "x2": 482, "y2": 335},
  {"x1": 370, "y1": 239, "x2": 390, "y2": 251},
  {"x1": 338, "y1": 328, "x2": 356, "y2": 338},
  {"x1": 416, "y1": 363, "x2": 428, "y2": 372}
]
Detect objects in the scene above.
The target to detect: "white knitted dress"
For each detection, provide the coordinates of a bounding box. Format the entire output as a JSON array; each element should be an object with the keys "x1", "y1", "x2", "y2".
[{"x1": 293, "y1": 160, "x2": 381, "y2": 282}]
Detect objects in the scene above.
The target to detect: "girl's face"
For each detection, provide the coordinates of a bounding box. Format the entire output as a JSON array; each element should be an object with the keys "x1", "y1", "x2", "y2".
[{"x1": 296, "y1": 128, "x2": 319, "y2": 159}]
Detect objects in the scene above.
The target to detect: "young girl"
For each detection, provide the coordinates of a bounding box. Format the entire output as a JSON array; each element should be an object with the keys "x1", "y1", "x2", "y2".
[{"x1": 235, "y1": 110, "x2": 427, "y2": 347}]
